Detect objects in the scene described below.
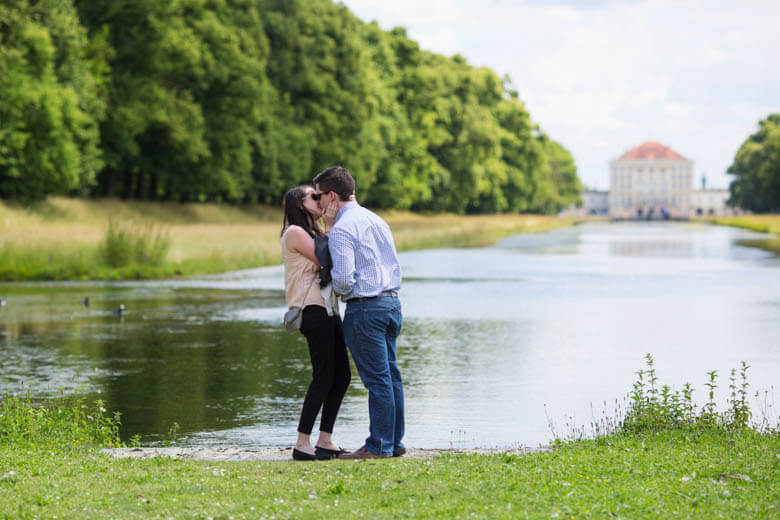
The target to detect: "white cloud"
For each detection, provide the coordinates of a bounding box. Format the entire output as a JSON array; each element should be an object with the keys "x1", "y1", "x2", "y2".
[{"x1": 341, "y1": 0, "x2": 780, "y2": 190}]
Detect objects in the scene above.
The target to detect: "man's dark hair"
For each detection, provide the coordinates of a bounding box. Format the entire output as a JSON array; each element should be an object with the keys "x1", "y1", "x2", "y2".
[{"x1": 312, "y1": 166, "x2": 355, "y2": 201}]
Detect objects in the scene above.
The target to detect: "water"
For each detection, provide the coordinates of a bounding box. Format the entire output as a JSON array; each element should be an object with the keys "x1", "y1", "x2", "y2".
[{"x1": 1, "y1": 222, "x2": 779, "y2": 449}]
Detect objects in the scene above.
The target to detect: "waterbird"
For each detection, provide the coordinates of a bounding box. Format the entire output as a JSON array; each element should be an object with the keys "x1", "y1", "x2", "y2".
[
  {"x1": 112, "y1": 304, "x2": 126, "y2": 317},
  {"x1": 81, "y1": 296, "x2": 90, "y2": 307},
  {"x1": 0, "y1": 299, "x2": 5, "y2": 308}
]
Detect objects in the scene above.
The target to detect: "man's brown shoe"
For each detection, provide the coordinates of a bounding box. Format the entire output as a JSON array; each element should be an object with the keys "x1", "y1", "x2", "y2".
[
  {"x1": 393, "y1": 448, "x2": 406, "y2": 457},
  {"x1": 339, "y1": 446, "x2": 386, "y2": 459}
]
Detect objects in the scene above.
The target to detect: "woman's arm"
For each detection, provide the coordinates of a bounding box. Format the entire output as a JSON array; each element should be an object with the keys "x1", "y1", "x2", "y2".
[{"x1": 286, "y1": 226, "x2": 320, "y2": 266}]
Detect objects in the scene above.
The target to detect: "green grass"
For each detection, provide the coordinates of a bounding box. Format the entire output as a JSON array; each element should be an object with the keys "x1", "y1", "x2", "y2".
[
  {"x1": 700, "y1": 215, "x2": 780, "y2": 255},
  {"x1": 0, "y1": 429, "x2": 777, "y2": 519},
  {"x1": 702, "y1": 215, "x2": 780, "y2": 235},
  {"x1": 0, "y1": 197, "x2": 574, "y2": 281},
  {"x1": 2, "y1": 357, "x2": 778, "y2": 518}
]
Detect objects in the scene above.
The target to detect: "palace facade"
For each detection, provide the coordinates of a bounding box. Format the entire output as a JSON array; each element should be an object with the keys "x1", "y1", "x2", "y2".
[
  {"x1": 561, "y1": 141, "x2": 736, "y2": 218},
  {"x1": 609, "y1": 141, "x2": 692, "y2": 219}
]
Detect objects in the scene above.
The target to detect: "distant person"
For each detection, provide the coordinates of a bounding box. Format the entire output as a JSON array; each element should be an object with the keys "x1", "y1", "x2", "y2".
[
  {"x1": 280, "y1": 185, "x2": 351, "y2": 461},
  {"x1": 312, "y1": 166, "x2": 405, "y2": 459}
]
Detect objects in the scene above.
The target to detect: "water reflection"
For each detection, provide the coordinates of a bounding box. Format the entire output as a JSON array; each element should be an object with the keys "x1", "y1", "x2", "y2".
[
  {"x1": 609, "y1": 239, "x2": 693, "y2": 257},
  {"x1": 1, "y1": 222, "x2": 779, "y2": 448}
]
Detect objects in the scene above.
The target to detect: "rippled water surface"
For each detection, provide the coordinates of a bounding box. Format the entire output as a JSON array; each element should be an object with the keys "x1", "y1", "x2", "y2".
[{"x1": 1, "y1": 222, "x2": 779, "y2": 448}]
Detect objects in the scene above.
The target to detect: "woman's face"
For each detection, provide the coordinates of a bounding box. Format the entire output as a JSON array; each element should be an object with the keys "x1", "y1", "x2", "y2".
[{"x1": 302, "y1": 187, "x2": 323, "y2": 219}]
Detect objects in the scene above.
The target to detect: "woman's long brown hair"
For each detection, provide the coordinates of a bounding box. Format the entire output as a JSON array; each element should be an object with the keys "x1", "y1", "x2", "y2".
[{"x1": 281, "y1": 185, "x2": 320, "y2": 238}]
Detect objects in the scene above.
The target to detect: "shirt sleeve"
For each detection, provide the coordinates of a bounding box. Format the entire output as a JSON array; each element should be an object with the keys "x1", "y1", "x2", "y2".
[{"x1": 328, "y1": 226, "x2": 356, "y2": 297}]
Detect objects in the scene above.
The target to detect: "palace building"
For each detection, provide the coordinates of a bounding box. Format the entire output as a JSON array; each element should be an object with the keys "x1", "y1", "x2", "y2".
[
  {"x1": 609, "y1": 141, "x2": 693, "y2": 219},
  {"x1": 559, "y1": 140, "x2": 738, "y2": 218}
]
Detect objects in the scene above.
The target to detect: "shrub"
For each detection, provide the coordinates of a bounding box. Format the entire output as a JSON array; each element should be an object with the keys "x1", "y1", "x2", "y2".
[
  {"x1": 0, "y1": 392, "x2": 123, "y2": 450},
  {"x1": 623, "y1": 355, "x2": 767, "y2": 434},
  {"x1": 549, "y1": 354, "x2": 777, "y2": 442}
]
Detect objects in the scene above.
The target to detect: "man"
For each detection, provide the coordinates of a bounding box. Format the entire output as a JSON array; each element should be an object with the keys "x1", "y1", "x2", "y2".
[{"x1": 313, "y1": 166, "x2": 405, "y2": 459}]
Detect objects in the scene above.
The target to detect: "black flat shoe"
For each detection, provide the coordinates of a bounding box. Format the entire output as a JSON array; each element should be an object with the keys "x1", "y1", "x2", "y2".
[
  {"x1": 292, "y1": 448, "x2": 317, "y2": 461},
  {"x1": 315, "y1": 446, "x2": 350, "y2": 459},
  {"x1": 315, "y1": 450, "x2": 333, "y2": 461}
]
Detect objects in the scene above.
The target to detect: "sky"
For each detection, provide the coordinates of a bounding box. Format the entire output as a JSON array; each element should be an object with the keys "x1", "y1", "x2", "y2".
[{"x1": 340, "y1": 0, "x2": 779, "y2": 190}]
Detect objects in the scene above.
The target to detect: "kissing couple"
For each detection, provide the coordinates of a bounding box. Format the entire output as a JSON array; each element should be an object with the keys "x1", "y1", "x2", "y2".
[{"x1": 280, "y1": 166, "x2": 405, "y2": 460}]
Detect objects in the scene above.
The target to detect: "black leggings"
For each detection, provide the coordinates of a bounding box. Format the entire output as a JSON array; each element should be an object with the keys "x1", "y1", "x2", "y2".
[{"x1": 298, "y1": 305, "x2": 351, "y2": 435}]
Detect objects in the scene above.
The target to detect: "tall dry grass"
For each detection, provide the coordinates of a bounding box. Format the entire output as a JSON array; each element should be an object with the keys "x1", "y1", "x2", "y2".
[
  {"x1": 705, "y1": 214, "x2": 780, "y2": 235},
  {"x1": 380, "y1": 211, "x2": 573, "y2": 251},
  {"x1": 0, "y1": 197, "x2": 573, "y2": 280}
]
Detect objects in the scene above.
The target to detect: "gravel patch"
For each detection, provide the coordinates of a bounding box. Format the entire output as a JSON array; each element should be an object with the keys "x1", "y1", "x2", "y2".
[{"x1": 100, "y1": 446, "x2": 544, "y2": 462}]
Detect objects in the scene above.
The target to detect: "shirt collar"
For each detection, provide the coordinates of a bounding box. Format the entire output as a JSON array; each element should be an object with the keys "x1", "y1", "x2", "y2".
[{"x1": 335, "y1": 200, "x2": 358, "y2": 223}]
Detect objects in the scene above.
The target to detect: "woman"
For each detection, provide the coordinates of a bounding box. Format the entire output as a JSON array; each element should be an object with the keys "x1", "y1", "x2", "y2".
[{"x1": 281, "y1": 185, "x2": 351, "y2": 461}]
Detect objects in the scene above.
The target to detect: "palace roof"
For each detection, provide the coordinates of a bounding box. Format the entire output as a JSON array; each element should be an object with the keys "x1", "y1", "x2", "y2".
[{"x1": 619, "y1": 141, "x2": 687, "y2": 160}]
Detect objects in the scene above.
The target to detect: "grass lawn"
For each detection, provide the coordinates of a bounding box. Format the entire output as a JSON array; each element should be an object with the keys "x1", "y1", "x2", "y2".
[
  {"x1": 0, "y1": 197, "x2": 574, "y2": 281},
  {"x1": 1, "y1": 354, "x2": 777, "y2": 519},
  {"x1": 1, "y1": 428, "x2": 777, "y2": 519},
  {"x1": 2, "y1": 368, "x2": 779, "y2": 520}
]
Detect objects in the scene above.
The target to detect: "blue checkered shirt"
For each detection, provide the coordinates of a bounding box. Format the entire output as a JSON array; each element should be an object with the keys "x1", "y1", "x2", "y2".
[{"x1": 328, "y1": 201, "x2": 402, "y2": 301}]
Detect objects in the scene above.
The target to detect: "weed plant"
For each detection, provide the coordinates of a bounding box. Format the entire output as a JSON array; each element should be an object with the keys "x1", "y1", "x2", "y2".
[
  {"x1": 99, "y1": 219, "x2": 171, "y2": 268},
  {"x1": 624, "y1": 354, "x2": 760, "y2": 433},
  {"x1": 0, "y1": 391, "x2": 123, "y2": 451},
  {"x1": 550, "y1": 354, "x2": 778, "y2": 442}
]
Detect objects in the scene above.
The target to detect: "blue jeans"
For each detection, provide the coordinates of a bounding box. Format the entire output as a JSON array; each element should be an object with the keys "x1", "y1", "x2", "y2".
[{"x1": 343, "y1": 296, "x2": 404, "y2": 457}]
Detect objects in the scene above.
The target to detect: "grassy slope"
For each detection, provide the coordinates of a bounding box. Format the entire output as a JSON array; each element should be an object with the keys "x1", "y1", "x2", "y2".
[
  {"x1": 1, "y1": 430, "x2": 777, "y2": 519},
  {"x1": 703, "y1": 215, "x2": 780, "y2": 235},
  {"x1": 0, "y1": 197, "x2": 574, "y2": 280},
  {"x1": 700, "y1": 215, "x2": 780, "y2": 255}
]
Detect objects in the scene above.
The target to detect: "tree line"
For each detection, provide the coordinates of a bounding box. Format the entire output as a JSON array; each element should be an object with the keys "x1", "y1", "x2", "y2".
[
  {"x1": 0, "y1": 0, "x2": 583, "y2": 213},
  {"x1": 728, "y1": 113, "x2": 780, "y2": 213}
]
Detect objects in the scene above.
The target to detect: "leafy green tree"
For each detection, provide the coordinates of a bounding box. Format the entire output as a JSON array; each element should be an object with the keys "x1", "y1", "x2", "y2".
[
  {"x1": 491, "y1": 94, "x2": 544, "y2": 213},
  {"x1": 728, "y1": 114, "x2": 780, "y2": 213},
  {"x1": 2, "y1": 0, "x2": 582, "y2": 212},
  {"x1": 357, "y1": 23, "x2": 437, "y2": 210},
  {"x1": 0, "y1": 0, "x2": 106, "y2": 202},
  {"x1": 258, "y1": 0, "x2": 381, "y2": 193},
  {"x1": 532, "y1": 135, "x2": 582, "y2": 213},
  {"x1": 75, "y1": 0, "x2": 270, "y2": 202}
]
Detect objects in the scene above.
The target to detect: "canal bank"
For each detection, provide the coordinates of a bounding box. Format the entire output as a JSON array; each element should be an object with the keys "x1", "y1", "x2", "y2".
[
  {"x1": 701, "y1": 215, "x2": 780, "y2": 255},
  {"x1": 2, "y1": 392, "x2": 777, "y2": 518},
  {"x1": 0, "y1": 197, "x2": 573, "y2": 281}
]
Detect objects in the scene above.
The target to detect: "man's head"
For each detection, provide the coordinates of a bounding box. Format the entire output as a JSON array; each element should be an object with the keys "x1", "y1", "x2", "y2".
[{"x1": 313, "y1": 166, "x2": 355, "y2": 210}]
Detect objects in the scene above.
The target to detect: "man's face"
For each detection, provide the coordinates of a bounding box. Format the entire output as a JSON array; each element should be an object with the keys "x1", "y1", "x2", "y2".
[{"x1": 314, "y1": 184, "x2": 333, "y2": 211}]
